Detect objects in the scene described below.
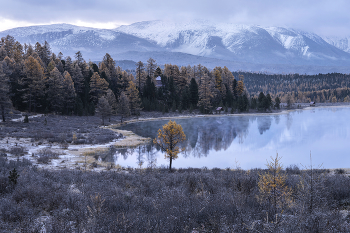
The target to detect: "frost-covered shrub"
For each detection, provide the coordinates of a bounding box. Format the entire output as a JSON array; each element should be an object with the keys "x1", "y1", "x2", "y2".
[{"x1": 36, "y1": 148, "x2": 60, "y2": 164}]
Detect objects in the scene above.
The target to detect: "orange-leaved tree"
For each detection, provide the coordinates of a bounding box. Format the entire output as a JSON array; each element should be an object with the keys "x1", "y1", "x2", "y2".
[
  {"x1": 153, "y1": 120, "x2": 186, "y2": 171},
  {"x1": 257, "y1": 153, "x2": 293, "y2": 223}
]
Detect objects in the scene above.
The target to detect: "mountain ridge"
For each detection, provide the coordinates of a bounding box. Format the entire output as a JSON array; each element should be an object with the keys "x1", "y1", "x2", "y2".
[{"x1": 1, "y1": 21, "x2": 350, "y2": 74}]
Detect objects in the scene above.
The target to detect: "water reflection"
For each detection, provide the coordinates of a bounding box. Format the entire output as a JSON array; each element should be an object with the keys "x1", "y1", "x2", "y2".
[
  {"x1": 100, "y1": 107, "x2": 350, "y2": 169},
  {"x1": 257, "y1": 116, "x2": 272, "y2": 135},
  {"x1": 286, "y1": 113, "x2": 293, "y2": 130},
  {"x1": 274, "y1": 115, "x2": 280, "y2": 125}
]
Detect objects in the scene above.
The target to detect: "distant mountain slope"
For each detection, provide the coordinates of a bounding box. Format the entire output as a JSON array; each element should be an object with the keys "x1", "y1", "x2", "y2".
[
  {"x1": 0, "y1": 23, "x2": 163, "y2": 59},
  {"x1": 115, "y1": 20, "x2": 350, "y2": 66},
  {"x1": 322, "y1": 36, "x2": 350, "y2": 53},
  {"x1": 1, "y1": 21, "x2": 350, "y2": 74}
]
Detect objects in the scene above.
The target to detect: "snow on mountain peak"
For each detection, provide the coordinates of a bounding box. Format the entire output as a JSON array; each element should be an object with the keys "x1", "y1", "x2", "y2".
[{"x1": 1, "y1": 20, "x2": 350, "y2": 74}]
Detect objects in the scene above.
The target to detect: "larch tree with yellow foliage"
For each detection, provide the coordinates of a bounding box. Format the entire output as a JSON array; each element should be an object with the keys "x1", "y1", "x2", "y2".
[
  {"x1": 257, "y1": 153, "x2": 292, "y2": 223},
  {"x1": 153, "y1": 120, "x2": 186, "y2": 171},
  {"x1": 236, "y1": 74, "x2": 245, "y2": 96}
]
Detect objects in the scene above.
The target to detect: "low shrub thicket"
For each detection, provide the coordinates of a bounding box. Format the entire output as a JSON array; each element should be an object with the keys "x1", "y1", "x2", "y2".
[{"x1": 0, "y1": 158, "x2": 349, "y2": 232}]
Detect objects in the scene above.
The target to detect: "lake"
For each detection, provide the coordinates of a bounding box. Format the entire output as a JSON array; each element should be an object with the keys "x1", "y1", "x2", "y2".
[{"x1": 106, "y1": 106, "x2": 350, "y2": 169}]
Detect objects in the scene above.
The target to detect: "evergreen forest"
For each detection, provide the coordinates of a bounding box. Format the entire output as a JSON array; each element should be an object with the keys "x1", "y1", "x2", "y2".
[{"x1": 1, "y1": 35, "x2": 350, "y2": 122}]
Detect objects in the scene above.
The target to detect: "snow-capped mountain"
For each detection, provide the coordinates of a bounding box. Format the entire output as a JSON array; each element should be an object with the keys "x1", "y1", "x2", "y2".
[
  {"x1": 1, "y1": 21, "x2": 350, "y2": 74},
  {"x1": 322, "y1": 36, "x2": 350, "y2": 53},
  {"x1": 0, "y1": 23, "x2": 163, "y2": 61},
  {"x1": 116, "y1": 20, "x2": 350, "y2": 66}
]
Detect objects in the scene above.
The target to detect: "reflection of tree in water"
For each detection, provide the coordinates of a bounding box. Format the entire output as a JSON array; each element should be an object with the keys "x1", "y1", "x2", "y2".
[
  {"x1": 145, "y1": 144, "x2": 157, "y2": 168},
  {"x1": 95, "y1": 146, "x2": 118, "y2": 163},
  {"x1": 136, "y1": 146, "x2": 145, "y2": 168},
  {"x1": 117, "y1": 116, "x2": 251, "y2": 160},
  {"x1": 185, "y1": 116, "x2": 250, "y2": 157},
  {"x1": 274, "y1": 115, "x2": 280, "y2": 125},
  {"x1": 257, "y1": 116, "x2": 272, "y2": 135},
  {"x1": 286, "y1": 113, "x2": 293, "y2": 130},
  {"x1": 97, "y1": 146, "x2": 134, "y2": 163}
]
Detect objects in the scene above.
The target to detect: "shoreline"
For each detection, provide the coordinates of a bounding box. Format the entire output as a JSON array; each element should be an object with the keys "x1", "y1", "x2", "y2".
[
  {"x1": 1, "y1": 103, "x2": 350, "y2": 171},
  {"x1": 113, "y1": 102, "x2": 350, "y2": 126}
]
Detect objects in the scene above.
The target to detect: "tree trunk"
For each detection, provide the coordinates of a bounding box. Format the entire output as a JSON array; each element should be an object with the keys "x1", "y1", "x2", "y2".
[
  {"x1": 1, "y1": 105, "x2": 5, "y2": 122},
  {"x1": 169, "y1": 156, "x2": 172, "y2": 171}
]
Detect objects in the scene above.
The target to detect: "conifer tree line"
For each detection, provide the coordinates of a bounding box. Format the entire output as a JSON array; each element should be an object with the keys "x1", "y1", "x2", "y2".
[
  {"x1": 0, "y1": 36, "x2": 252, "y2": 119},
  {"x1": 1, "y1": 35, "x2": 350, "y2": 121},
  {"x1": 240, "y1": 72, "x2": 350, "y2": 104}
]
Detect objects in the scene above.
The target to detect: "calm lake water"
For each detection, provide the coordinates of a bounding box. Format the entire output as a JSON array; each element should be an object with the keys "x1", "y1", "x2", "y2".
[{"x1": 107, "y1": 106, "x2": 350, "y2": 169}]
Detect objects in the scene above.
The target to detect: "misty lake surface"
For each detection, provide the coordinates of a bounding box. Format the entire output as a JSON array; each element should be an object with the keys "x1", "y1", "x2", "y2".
[{"x1": 107, "y1": 106, "x2": 350, "y2": 169}]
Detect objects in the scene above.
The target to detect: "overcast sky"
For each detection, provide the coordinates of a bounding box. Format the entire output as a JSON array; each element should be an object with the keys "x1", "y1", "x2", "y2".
[{"x1": 0, "y1": 0, "x2": 349, "y2": 37}]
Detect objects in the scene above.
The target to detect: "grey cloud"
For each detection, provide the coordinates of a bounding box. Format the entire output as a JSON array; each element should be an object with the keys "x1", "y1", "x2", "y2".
[{"x1": 2, "y1": 0, "x2": 350, "y2": 36}]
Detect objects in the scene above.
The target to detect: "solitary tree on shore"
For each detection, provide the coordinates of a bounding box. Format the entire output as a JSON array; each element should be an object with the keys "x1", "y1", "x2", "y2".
[{"x1": 153, "y1": 120, "x2": 186, "y2": 171}]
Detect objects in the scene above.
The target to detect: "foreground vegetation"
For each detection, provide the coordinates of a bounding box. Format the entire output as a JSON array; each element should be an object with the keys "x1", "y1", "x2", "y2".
[{"x1": 0, "y1": 156, "x2": 349, "y2": 232}]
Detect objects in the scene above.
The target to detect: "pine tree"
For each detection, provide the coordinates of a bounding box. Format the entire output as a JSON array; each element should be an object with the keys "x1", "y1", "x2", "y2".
[
  {"x1": 126, "y1": 80, "x2": 141, "y2": 115},
  {"x1": 0, "y1": 63, "x2": 12, "y2": 122},
  {"x1": 8, "y1": 168, "x2": 19, "y2": 185},
  {"x1": 258, "y1": 92, "x2": 267, "y2": 111},
  {"x1": 274, "y1": 97, "x2": 281, "y2": 109},
  {"x1": 189, "y1": 78, "x2": 199, "y2": 107},
  {"x1": 154, "y1": 66, "x2": 162, "y2": 77},
  {"x1": 90, "y1": 72, "x2": 109, "y2": 104}
]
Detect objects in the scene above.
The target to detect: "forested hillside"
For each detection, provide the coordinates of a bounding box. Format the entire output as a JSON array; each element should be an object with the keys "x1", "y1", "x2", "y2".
[{"x1": 1, "y1": 35, "x2": 350, "y2": 121}]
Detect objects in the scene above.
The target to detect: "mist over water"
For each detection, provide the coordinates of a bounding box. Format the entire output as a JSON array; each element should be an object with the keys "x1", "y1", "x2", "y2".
[{"x1": 105, "y1": 107, "x2": 350, "y2": 169}]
